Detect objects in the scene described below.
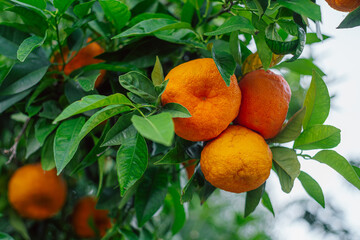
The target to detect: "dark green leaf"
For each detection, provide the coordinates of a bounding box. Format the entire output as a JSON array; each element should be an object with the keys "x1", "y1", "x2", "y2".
[
  {"x1": 0, "y1": 232, "x2": 15, "y2": 240},
  {"x1": 53, "y1": 0, "x2": 76, "y2": 14},
  {"x1": 154, "y1": 142, "x2": 187, "y2": 165},
  {"x1": 293, "y1": 125, "x2": 340, "y2": 150},
  {"x1": 0, "y1": 62, "x2": 13, "y2": 87},
  {"x1": 25, "y1": 125, "x2": 41, "y2": 158},
  {"x1": 151, "y1": 56, "x2": 164, "y2": 86},
  {"x1": 39, "y1": 100, "x2": 62, "y2": 120},
  {"x1": 338, "y1": 6, "x2": 360, "y2": 29},
  {"x1": 312, "y1": 150, "x2": 360, "y2": 190},
  {"x1": 0, "y1": 89, "x2": 32, "y2": 114},
  {"x1": 154, "y1": 29, "x2": 206, "y2": 49},
  {"x1": 73, "y1": 0, "x2": 95, "y2": 18},
  {"x1": 261, "y1": 191, "x2": 275, "y2": 217},
  {"x1": 129, "y1": 13, "x2": 175, "y2": 27},
  {"x1": 131, "y1": 113, "x2": 174, "y2": 146},
  {"x1": 117, "y1": 133, "x2": 148, "y2": 196},
  {"x1": 76, "y1": 71, "x2": 101, "y2": 91},
  {"x1": 41, "y1": 134, "x2": 56, "y2": 171},
  {"x1": 9, "y1": 210, "x2": 30, "y2": 240},
  {"x1": 204, "y1": 16, "x2": 256, "y2": 36},
  {"x1": 253, "y1": 0, "x2": 269, "y2": 16},
  {"x1": 26, "y1": 78, "x2": 57, "y2": 108},
  {"x1": 162, "y1": 103, "x2": 191, "y2": 118},
  {"x1": 135, "y1": 167, "x2": 168, "y2": 227},
  {"x1": 16, "y1": 0, "x2": 46, "y2": 9},
  {"x1": 254, "y1": 30, "x2": 273, "y2": 70},
  {"x1": 229, "y1": 31, "x2": 242, "y2": 66},
  {"x1": 102, "y1": 112, "x2": 135, "y2": 147},
  {"x1": 35, "y1": 118, "x2": 58, "y2": 145},
  {"x1": 244, "y1": 183, "x2": 265, "y2": 217},
  {"x1": 277, "y1": 0, "x2": 321, "y2": 21},
  {"x1": 211, "y1": 41, "x2": 236, "y2": 86},
  {"x1": 353, "y1": 165, "x2": 360, "y2": 177},
  {"x1": 288, "y1": 27, "x2": 306, "y2": 61},
  {"x1": 303, "y1": 70, "x2": 330, "y2": 129},
  {"x1": 17, "y1": 34, "x2": 46, "y2": 62},
  {"x1": 0, "y1": 25, "x2": 29, "y2": 59},
  {"x1": 298, "y1": 171, "x2": 325, "y2": 208},
  {"x1": 99, "y1": 0, "x2": 131, "y2": 31},
  {"x1": 167, "y1": 186, "x2": 186, "y2": 234},
  {"x1": 119, "y1": 71, "x2": 157, "y2": 103}
]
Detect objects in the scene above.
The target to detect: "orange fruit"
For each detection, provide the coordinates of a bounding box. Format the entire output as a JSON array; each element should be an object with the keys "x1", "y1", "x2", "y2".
[
  {"x1": 325, "y1": 0, "x2": 360, "y2": 12},
  {"x1": 182, "y1": 159, "x2": 197, "y2": 179},
  {"x1": 235, "y1": 69, "x2": 291, "y2": 139},
  {"x1": 200, "y1": 125, "x2": 272, "y2": 193},
  {"x1": 52, "y1": 38, "x2": 106, "y2": 88},
  {"x1": 161, "y1": 58, "x2": 241, "y2": 142},
  {"x1": 8, "y1": 163, "x2": 67, "y2": 220},
  {"x1": 72, "y1": 197, "x2": 112, "y2": 238}
]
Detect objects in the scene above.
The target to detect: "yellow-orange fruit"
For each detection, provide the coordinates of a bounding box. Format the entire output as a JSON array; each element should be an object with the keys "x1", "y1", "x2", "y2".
[
  {"x1": 200, "y1": 125, "x2": 272, "y2": 193},
  {"x1": 325, "y1": 0, "x2": 360, "y2": 12},
  {"x1": 72, "y1": 197, "x2": 111, "y2": 238},
  {"x1": 235, "y1": 69, "x2": 291, "y2": 139},
  {"x1": 161, "y1": 58, "x2": 241, "y2": 141},
  {"x1": 8, "y1": 164, "x2": 67, "y2": 220}
]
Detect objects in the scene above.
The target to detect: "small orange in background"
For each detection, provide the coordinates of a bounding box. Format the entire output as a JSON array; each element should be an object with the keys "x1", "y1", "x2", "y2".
[
  {"x1": 235, "y1": 69, "x2": 291, "y2": 139},
  {"x1": 182, "y1": 159, "x2": 197, "y2": 179},
  {"x1": 72, "y1": 196, "x2": 112, "y2": 238},
  {"x1": 8, "y1": 163, "x2": 67, "y2": 220},
  {"x1": 161, "y1": 58, "x2": 241, "y2": 142},
  {"x1": 200, "y1": 125, "x2": 272, "y2": 193},
  {"x1": 325, "y1": 0, "x2": 360, "y2": 12},
  {"x1": 52, "y1": 38, "x2": 106, "y2": 88}
]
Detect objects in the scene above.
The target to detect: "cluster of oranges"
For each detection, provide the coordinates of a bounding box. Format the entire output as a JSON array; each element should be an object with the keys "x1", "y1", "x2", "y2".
[
  {"x1": 162, "y1": 58, "x2": 291, "y2": 193},
  {"x1": 7, "y1": 164, "x2": 111, "y2": 237}
]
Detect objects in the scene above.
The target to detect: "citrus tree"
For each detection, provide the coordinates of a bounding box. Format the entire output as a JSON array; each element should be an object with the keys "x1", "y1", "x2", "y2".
[{"x1": 1, "y1": 0, "x2": 360, "y2": 239}]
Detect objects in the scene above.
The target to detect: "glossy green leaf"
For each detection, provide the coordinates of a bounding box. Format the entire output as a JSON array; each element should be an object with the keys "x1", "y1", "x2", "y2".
[
  {"x1": 306, "y1": 33, "x2": 330, "y2": 44},
  {"x1": 113, "y1": 18, "x2": 191, "y2": 38},
  {"x1": 274, "y1": 58, "x2": 325, "y2": 76},
  {"x1": 0, "y1": 66, "x2": 48, "y2": 96},
  {"x1": 162, "y1": 103, "x2": 191, "y2": 118},
  {"x1": 54, "y1": 117, "x2": 85, "y2": 174},
  {"x1": 76, "y1": 71, "x2": 101, "y2": 91},
  {"x1": 272, "y1": 147, "x2": 300, "y2": 193},
  {"x1": 73, "y1": 0, "x2": 95, "y2": 18},
  {"x1": 204, "y1": 16, "x2": 256, "y2": 36},
  {"x1": 312, "y1": 150, "x2": 360, "y2": 190},
  {"x1": 54, "y1": 0, "x2": 76, "y2": 14},
  {"x1": 41, "y1": 134, "x2": 56, "y2": 171},
  {"x1": 0, "y1": 25, "x2": 29, "y2": 59},
  {"x1": 0, "y1": 89, "x2": 32, "y2": 114},
  {"x1": 277, "y1": 0, "x2": 321, "y2": 21},
  {"x1": 35, "y1": 118, "x2": 58, "y2": 145},
  {"x1": 99, "y1": 0, "x2": 131, "y2": 31},
  {"x1": 154, "y1": 29, "x2": 206, "y2": 49},
  {"x1": 288, "y1": 27, "x2": 306, "y2": 61},
  {"x1": 254, "y1": 30, "x2": 273, "y2": 70},
  {"x1": 151, "y1": 56, "x2": 164, "y2": 86},
  {"x1": 270, "y1": 107, "x2": 306, "y2": 143},
  {"x1": 131, "y1": 113, "x2": 174, "y2": 146},
  {"x1": 102, "y1": 112, "x2": 135, "y2": 147},
  {"x1": 293, "y1": 125, "x2": 340, "y2": 150},
  {"x1": 211, "y1": 41, "x2": 236, "y2": 86},
  {"x1": 298, "y1": 171, "x2": 325, "y2": 208},
  {"x1": 119, "y1": 71, "x2": 157, "y2": 103},
  {"x1": 135, "y1": 167, "x2": 168, "y2": 227},
  {"x1": 244, "y1": 183, "x2": 265, "y2": 217},
  {"x1": 303, "y1": 70, "x2": 330, "y2": 129},
  {"x1": 262, "y1": 191, "x2": 275, "y2": 217},
  {"x1": 117, "y1": 133, "x2": 148, "y2": 196},
  {"x1": 253, "y1": 0, "x2": 269, "y2": 16},
  {"x1": 338, "y1": 6, "x2": 360, "y2": 29},
  {"x1": 54, "y1": 94, "x2": 132, "y2": 123},
  {"x1": 17, "y1": 34, "x2": 46, "y2": 62},
  {"x1": 167, "y1": 186, "x2": 186, "y2": 234},
  {"x1": 229, "y1": 31, "x2": 242, "y2": 66},
  {"x1": 154, "y1": 142, "x2": 187, "y2": 165}
]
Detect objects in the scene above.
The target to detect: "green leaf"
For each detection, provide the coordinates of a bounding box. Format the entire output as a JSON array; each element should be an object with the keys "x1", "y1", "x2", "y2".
[
  {"x1": 129, "y1": 13, "x2": 175, "y2": 27},
  {"x1": 272, "y1": 147, "x2": 300, "y2": 193},
  {"x1": 53, "y1": 94, "x2": 132, "y2": 123},
  {"x1": 204, "y1": 16, "x2": 256, "y2": 36},
  {"x1": 17, "y1": 34, "x2": 46, "y2": 62},
  {"x1": 25, "y1": 124, "x2": 41, "y2": 159},
  {"x1": 353, "y1": 165, "x2": 360, "y2": 177},
  {"x1": 312, "y1": 150, "x2": 360, "y2": 190},
  {"x1": 288, "y1": 27, "x2": 306, "y2": 61},
  {"x1": 73, "y1": 0, "x2": 95, "y2": 18},
  {"x1": 162, "y1": 103, "x2": 191, "y2": 118},
  {"x1": 211, "y1": 41, "x2": 236, "y2": 87},
  {"x1": 303, "y1": 70, "x2": 330, "y2": 129},
  {"x1": 298, "y1": 171, "x2": 325, "y2": 208},
  {"x1": 293, "y1": 125, "x2": 340, "y2": 150},
  {"x1": 54, "y1": 117, "x2": 85, "y2": 174},
  {"x1": 154, "y1": 142, "x2": 188, "y2": 165},
  {"x1": 0, "y1": 66, "x2": 48, "y2": 96},
  {"x1": 167, "y1": 186, "x2": 186, "y2": 234},
  {"x1": 113, "y1": 18, "x2": 191, "y2": 38},
  {"x1": 0, "y1": 62, "x2": 13, "y2": 87},
  {"x1": 261, "y1": 191, "x2": 275, "y2": 217},
  {"x1": 135, "y1": 167, "x2": 168, "y2": 227},
  {"x1": 244, "y1": 183, "x2": 265, "y2": 217},
  {"x1": 35, "y1": 118, "x2": 58, "y2": 145},
  {"x1": 274, "y1": 58, "x2": 325, "y2": 76},
  {"x1": 254, "y1": 30, "x2": 273, "y2": 70},
  {"x1": 26, "y1": 78, "x2": 57, "y2": 108},
  {"x1": 0, "y1": 89, "x2": 32, "y2": 114},
  {"x1": 270, "y1": 107, "x2": 306, "y2": 143},
  {"x1": 277, "y1": 0, "x2": 321, "y2": 21},
  {"x1": 39, "y1": 100, "x2": 61, "y2": 120},
  {"x1": 131, "y1": 113, "x2": 174, "y2": 146},
  {"x1": 117, "y1": 133, "x2": 148, "y2": 196},
  {"x1": 41, "y1": 134, "x2": 56, "y2": 171},
  {"x1": 306, "y1": 33, "x2": 330, "y2": 44},
  {"x1": 229, "y1": 31, "x2": 242, "y2": 66},
  {"x1": 9, "y1": 210, "x2": 30, "y2": 240},
  {"x1": 101, "y1": 112, "x2": 135, "y2": 147},
  {"x1": 99, "y1": 0, "x2": 131, "y2": 31},
  {"x1": 154, "y1": 29, "x2": 206, "y2": 49},
  {"x1": 76, "y1": 71, "x2": 101, "y2": 91},
  {"x1": 53, "y1": 0, "x2": 76, "y2": 14},
  {"x1": 0, "y1": 25, "x2": 29, "y2": 59},
  {"x1": 16, "y1": 0, "x2": 46, "y2": 9},
  {"x1": 0, "y1": 232, "x2": 15, "y2": 240},
  {"x1": 338, "y1": 6, "x2": 360, "y2": 29},
  {"x1": 151, "y1": 56, "x2": 164, "y2": 86},
  {"x1": 119, "y1": 72, "x2": 157, "y2": 103}
]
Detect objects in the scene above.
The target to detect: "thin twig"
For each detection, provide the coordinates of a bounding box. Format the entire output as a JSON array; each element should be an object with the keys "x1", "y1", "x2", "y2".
[
  {"x1": 4, "y1": 118, "x2": 30, "y2": 164},
  {"x1": 206, "y1": 0, "x2": 235, "y2": 23}
]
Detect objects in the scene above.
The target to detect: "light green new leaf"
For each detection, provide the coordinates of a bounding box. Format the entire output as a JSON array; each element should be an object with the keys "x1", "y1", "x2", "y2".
[
  {"x1": 151, "y1": 56, "x2": 164, "y2": 86},
  {"x1": 204, "y1": 16, "x2": 256, "y2": 36},
  {"x1": 244, "y1": 183, "x2": 265, "y2": 217},
  {"x1": 17, "y1": 34, "x2": 46, "y2": 62},
  {"x1": 312, "y1": 150, "x2": 360, "y2": 190},
  {"x1": 99, "y1": 0, "x2": 131, "y2": 31},
  {"x1": 293, "y1": 125, "x2": 340, "y2": 150},
  {"x1": 298, "y1": 171, "x2": 325, "y2": 208},
  {"x1": 54, "y1": 0, "x2": 76, "y2": 14},
  {"x1": 53, "y1": 93, "x2": 132, "y2": 123},
  {"x1": 131, "y1": 113, "x2": 174, "y2": 146},
  {"x1": 262, "y1": 191, "x2": 275, "y2": 217},
  {"x1": 117, "y1": 133, "x2": 148, "y2": 196}
]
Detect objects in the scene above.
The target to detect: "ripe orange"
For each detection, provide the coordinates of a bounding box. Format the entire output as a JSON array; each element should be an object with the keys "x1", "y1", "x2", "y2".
[
  {"x1": 72, "y1": 197, "x2": 112, "y2": 238},
  {"x1": 7, "y1": 163, "x2": 67, "y2": 220},
  {"x1": 200, "y1": 125, "x2": 272, "y2": 193},
  {"x1": 182, "y1": 159, "x2": 197, "y2": 179},
  {"x1": 235, "y1": 69, "x2": 291, "y2": 139},
  {"x1": 325, "y1": 0, "x2": 360, "y2": 12},
  {"x1": 161, "y1": 58, "x2": 241, "y2": 142},
  {"x1": 52, "y1": 38, "x2": 106, "y2": 88}
]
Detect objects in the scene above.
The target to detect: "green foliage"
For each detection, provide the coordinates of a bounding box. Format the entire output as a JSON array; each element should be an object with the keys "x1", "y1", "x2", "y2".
[{"x1": 0, "y1": 0, "x2": 358, "y2": 239}]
